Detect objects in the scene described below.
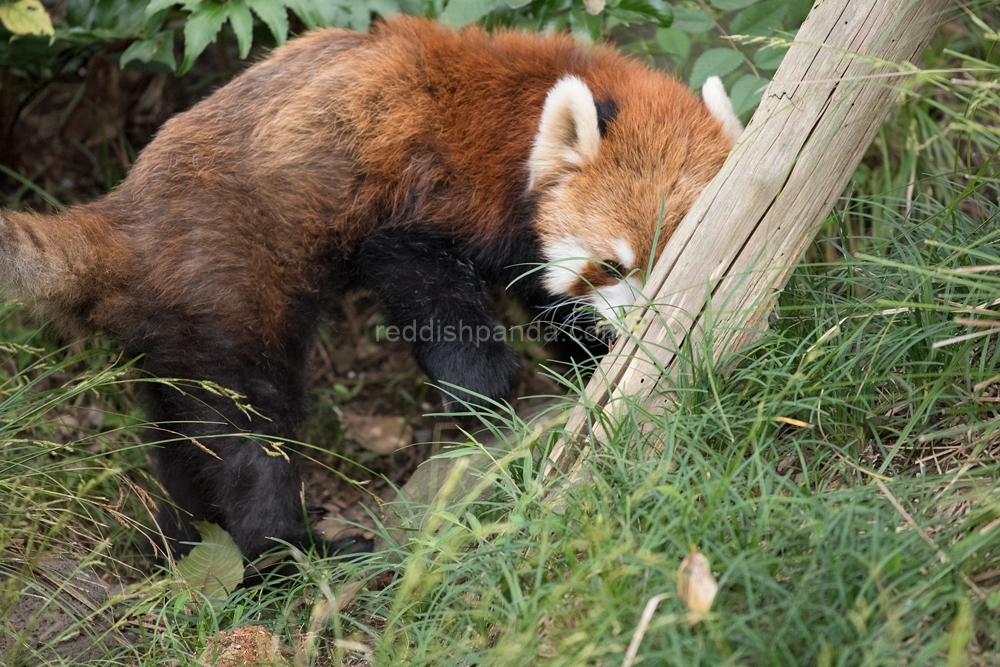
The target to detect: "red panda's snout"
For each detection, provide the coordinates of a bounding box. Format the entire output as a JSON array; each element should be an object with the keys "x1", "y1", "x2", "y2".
[
  {"x1": 536, "y1": 231, "x2": 646, "y2": 324},
  {"x1": 526, "y1": 73, "x2": 741, "y2": 325}
]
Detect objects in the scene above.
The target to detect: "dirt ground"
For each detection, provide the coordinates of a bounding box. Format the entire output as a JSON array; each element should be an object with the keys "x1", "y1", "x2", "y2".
[{"x1": 296, "y1": 290, "x2": 562, "y2": 544}]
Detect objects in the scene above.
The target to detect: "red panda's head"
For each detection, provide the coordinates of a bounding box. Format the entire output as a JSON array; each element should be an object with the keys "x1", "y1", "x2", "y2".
[{"x1": 527, "y1": 72, "x2": 742, "y2": 324}]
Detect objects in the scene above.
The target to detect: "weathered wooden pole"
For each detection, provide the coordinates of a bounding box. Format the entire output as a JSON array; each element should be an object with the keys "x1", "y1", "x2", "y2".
[{"x1": 547, "y1": 0, "x2": 953, "y2": 476}]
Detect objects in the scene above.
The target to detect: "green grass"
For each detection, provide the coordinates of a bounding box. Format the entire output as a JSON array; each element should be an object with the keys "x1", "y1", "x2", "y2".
[
  {"x1": 341, "y1": 188, "x2": 1000, "y2": 665},
  {"x1": 2, "y1": 13, "x2": 1000, "y2": 667}
]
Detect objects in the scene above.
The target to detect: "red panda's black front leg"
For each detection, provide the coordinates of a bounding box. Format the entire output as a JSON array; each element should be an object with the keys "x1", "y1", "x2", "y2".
[{"x1": 356, "y1": 227, "x2": 520, "y2": 409}]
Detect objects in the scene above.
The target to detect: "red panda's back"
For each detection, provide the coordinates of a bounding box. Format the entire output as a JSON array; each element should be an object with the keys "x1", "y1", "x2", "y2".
[{"x1": 88, "y1": 18, "x2": 731, "y2": 347}]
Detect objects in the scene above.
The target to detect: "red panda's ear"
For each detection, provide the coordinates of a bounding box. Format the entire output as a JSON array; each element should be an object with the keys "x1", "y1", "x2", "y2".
[
  {"x1": 528, "y1": 76, "x2": 601, "y2": 189},
  {"x1": 702, "y1": 76, "x2": 743, "y2": 146}
]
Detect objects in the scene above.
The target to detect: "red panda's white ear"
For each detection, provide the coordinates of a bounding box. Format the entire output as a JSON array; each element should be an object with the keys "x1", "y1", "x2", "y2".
[
  {"x1": 702, "y1": 76, "x2": 743, "y2": 146},
  {"x1": 528, "y1": 76, "x2": 601, "y2": 188}
]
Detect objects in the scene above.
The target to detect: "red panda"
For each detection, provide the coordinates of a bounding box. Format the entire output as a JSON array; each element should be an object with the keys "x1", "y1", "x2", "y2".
[{"x1": 0, "y1": 17, "x2": 741, "y2": 562}]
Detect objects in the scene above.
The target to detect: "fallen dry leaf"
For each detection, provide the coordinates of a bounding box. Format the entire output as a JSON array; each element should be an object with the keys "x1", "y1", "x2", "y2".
[
  {"x1": 677, "y1": 548, "x2": 718, "y2": 621},
  {"x1": 340, "y1": 414, "x2": 412, "y2": 455},
  {"x1": 774, "y1": 416, "x2": 814, "y2": 428}
]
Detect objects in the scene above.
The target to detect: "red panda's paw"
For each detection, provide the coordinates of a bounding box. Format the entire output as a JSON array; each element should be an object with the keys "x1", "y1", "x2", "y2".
[
  {"x1": 317, "y1": 533, "x2": 375, "y2": 559},
  {"x1": 239, "y1": 533, "x2": 374, "y2": 587},
  {"x1": 418, "y1": 337, "x2": 520, "y2": 413}
]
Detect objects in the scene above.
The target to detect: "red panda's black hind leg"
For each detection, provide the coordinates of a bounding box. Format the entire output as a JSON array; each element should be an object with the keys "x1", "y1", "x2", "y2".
[
  {"x1": 138, "y1": 329, "x2": 372, "y2": 564},
  {"x1": 356, "y1": 227, "x2": 520, "y2": 410}
]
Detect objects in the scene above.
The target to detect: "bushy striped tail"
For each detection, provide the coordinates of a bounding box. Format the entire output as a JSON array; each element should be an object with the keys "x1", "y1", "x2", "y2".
[{"x1": 0, "y1": 206, "x2": 117, "y2": 307}]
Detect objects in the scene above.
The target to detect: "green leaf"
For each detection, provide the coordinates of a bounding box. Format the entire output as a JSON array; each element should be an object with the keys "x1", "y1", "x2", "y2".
[
  {"x1": 730, "y1": 0, "x2": 787, "y2": 36},
  {"x1": 368, "y1": 0, "x2": 402, "y2": 19},
  {"x1": 440, "y1": 0, "x2": 496, "y2": 27},
  {"x1": 614, "y1": 0, "x2": 672, "y2": 28},
  {"x1": 728, "y1": 73, "x2": 768, "y2": 119},
  {"x1": 282, "y1": 0, "x2": 325, "y2": 30},
  {"x1": 246, "y1": 0, "x2": 288, "y2": 44},
  {"x1": 0, "y1": 0, "x2": 54, "y2": 36},
  {"x1": 786, "y1": 0, "x2": 811, "y2": 21},
  {"x1": 226, "y1": 0, "x2": 253, "y2": 58},
  {"x1": 655, "y1": 27, "x2": 689, "y2": 66},
  {"x1": 144, "y1": 6, "x2": 169, "y2": 35},
  {"x1": 120, "y1": 32, "x2": 177, "y2": 70},
  {"x1": 671, "y1": 6, "x2": 712, "y2": 33},
  {"x1": 570, "y1": 4, "x2": 603, "y2": 42},
  {"x1": 689, "y1": 47, "x2": 744, "y2": 89},
  {"x1": 176, "y1": 522, "x2": 245, "y2": 601},
  {"x1": 432, "y1": 446, "x2": 480, "y2": 459},
  {"x1": 753, "y1": 44, "x2": 787, "y2": 71},
  {"x1": 145, "y1": 0, "x2": 179, "y2": 16},
  {"x1": 437, "y1": 510, "x2": 462, "y2": 526},
  {"x1": 179, "y1": 0, "x2": 228, "y2": 74},
  {"x1": 342, "y1": 3, "x2": 369, "y2": 31},
  {"x1": 711, "y1": 0, "x2": 758, "y2": 10},
  {"x1": 65, "y1": 0, "x2": 148, "y2": 38}
]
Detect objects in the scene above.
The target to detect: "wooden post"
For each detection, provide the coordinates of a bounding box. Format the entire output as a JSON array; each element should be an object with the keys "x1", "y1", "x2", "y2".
[{"x1": 546, "y1": 0, "x2": 952, "y2": 476}]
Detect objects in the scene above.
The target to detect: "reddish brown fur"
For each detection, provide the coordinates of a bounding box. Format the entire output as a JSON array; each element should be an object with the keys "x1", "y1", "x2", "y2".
[{"x1": 2, "y1": 17, "x2": 731, "y2": 351}]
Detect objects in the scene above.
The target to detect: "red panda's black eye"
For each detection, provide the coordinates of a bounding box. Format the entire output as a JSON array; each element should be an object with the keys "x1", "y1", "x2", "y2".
[{"x1": 602, "y1": 260, "x2": 627, "y2": 278}]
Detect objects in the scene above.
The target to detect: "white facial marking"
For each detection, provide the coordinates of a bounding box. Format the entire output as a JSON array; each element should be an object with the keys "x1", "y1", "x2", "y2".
[
  {"x1": 611, "y1": 238, "x2": 635, "y2": 273},
  {"x1": 702, "y1": 76, "x2": 743, "y2": 145},
  {"x1": 591, "y1": 276, "x2": 643, "y2": 322},
  {"x1": 541, "y1": 235, "x2": 645, "y2": 326},
  {"x1": 542, "y1": 236, "x2": 591, "y2": 296}
]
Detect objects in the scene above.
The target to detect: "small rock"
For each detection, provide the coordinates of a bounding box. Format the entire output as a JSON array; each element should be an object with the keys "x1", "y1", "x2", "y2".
[
  {"x1": 341, "y1": 414, "x2": 412, "y2": 455},
  {"x1": 0, "y1": 559, "x2": 120, "y2": 664}
]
